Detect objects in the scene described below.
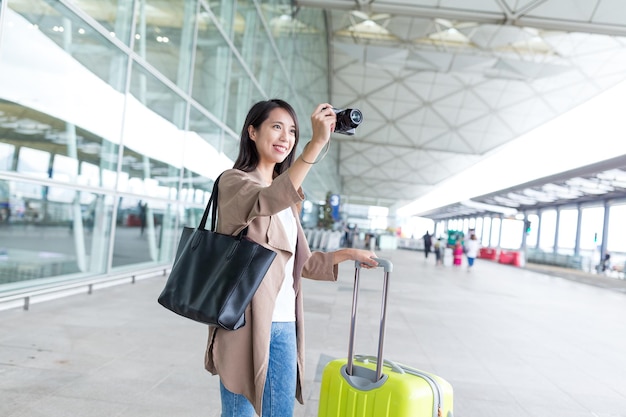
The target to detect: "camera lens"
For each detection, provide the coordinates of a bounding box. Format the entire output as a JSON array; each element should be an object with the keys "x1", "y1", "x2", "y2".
[{"x1": 349, "y1": 109, "x2": 363, "y2": 125}]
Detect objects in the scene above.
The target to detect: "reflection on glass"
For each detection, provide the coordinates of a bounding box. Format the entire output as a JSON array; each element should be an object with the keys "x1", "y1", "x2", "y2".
[
  {"x1": 0, "y1": 100, "x2": 120, "y2": 188},
  {"x1": 0, "y1": 143, "x2": 15, "y2": 170},
  {"x1": 52, "y1": 155, "x2": 79, "y2": 181},
  {"x1": 129, "y1": 63, "x2": 187, "y2": 128},
  {"x1": 188, "y1": 106, "x2": 239, "y2": 162},
  {"x1": 0, "y1": 180, "x2": 113, "y2": 284},
  {"x1": 79, "y1": 162, "x2": 101, "y2": 187},
  {"x1": 17, "y1": 147, "x2": 50, "y2": 177},
  {"x1": 119, "y1": 145, "x2": 181, "y2": 199},
  {"x1": 194, "y1": 5, "x2": 235, "y2": 123},
  {"x1": 282, "y1": 8, "x2": 328, "y2": 106},
  {"x1": 6, "y1": 0, "x2": 129, "y2": 91},
  {"x1": 112, "y1": 196, "x2": 178, "y2": 268},
  {"x1": 68, "y1": 0, "x2": 132, "y2": 46},
  {"x1": 132, "y1": 0, "x2": 194, "y2": 88}
]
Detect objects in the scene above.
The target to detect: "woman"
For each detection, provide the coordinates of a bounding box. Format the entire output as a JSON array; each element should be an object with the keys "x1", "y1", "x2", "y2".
[{"x1": 204, "y1": 99, "x2": 377, "y2": 417}]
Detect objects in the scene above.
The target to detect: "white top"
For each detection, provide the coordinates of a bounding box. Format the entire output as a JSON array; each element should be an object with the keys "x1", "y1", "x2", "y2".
[
  {"x1": 465, "y1": 239, "x2": 480, "y2": 258},
  {"x1": 272, "y1": 207, "x2": 297, "y2": 322}
]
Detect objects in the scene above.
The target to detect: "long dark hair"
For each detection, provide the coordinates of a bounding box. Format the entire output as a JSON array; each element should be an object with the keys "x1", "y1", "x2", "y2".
[{"x1": 232, "y1": 99, "x2": 300, "y2": 175}]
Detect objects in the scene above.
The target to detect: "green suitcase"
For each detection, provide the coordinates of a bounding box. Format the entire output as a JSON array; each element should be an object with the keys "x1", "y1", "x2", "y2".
[{"x1": 317, "y1": 259, "x2": 454, "y2": 417}]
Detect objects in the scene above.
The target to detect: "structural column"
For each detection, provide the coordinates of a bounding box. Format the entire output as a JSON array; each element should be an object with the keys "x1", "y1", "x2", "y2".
[{"x1": 574, "y1": 204, "x2": 582, "y2": 257}]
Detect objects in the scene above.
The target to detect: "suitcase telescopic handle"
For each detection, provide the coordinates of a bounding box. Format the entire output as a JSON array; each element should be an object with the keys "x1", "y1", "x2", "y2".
[
  {"x1": 356, "y1": 257, "x2": 393, "y2": 272},
  {"x1": 346, "y1": 257, "x2": 392, "y2": 382}
]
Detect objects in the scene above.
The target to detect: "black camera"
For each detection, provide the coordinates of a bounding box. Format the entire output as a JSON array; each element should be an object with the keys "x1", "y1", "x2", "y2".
[{"x1": 333, "y1": 108, "x2": 363, "y2": 136}]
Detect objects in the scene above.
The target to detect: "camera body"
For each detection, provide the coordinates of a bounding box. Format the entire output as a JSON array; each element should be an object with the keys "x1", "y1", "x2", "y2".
[{"x1": 333, "y1": 108, "x2": 363, "y2": 136}]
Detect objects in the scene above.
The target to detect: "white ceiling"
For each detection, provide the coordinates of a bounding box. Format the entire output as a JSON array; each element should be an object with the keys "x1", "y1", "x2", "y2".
[{"x1": 295, "y1": 0, "x2": 626, "y2": 211}]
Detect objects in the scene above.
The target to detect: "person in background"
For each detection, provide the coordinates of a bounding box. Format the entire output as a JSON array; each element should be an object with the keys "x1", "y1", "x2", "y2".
[
  {"x1": 204, "y1": 99, "x2": 378, "y2": 417},
  {"x1": 465, "y1": 234, "x2": 480, "y2": 271},
  {"x1": 434, "y1": 237, "x2": 444, "y2": 266},
  {"x1": 422, "y1": 231, "x2": 432, "y2": 260},
  {"x1": 138, "y1": 201, "x2": 147, "y2": 236},
  {"x1": 600, "y1": 253, "x2": 611, "y2": 274},
  {"x1": 453, "y1": 240, "x2": 463, "y2": 267}
]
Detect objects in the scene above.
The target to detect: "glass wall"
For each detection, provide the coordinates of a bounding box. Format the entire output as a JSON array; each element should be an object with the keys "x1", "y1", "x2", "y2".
[
  {"x1": 438, "y1": 199, "x2": 626, "y2": 274},
  {"x1": 538, "y1": 209, "x2": 557, "y2": 251},
  {"x1": 607, "y1": 203, "x2": 626, "y2": 268},
  {"x1": 525, "y1": 213, "x2": 539, "y2": 247},
  {"x1": 500, "y1": 218, "x2": 522, "y2": 250},
  {"x1": 555, "y1": 207, "x2": 578, "y2": 255},
  {"x1": 0, "y1": 0, "x2": 330, "y2": 288}
]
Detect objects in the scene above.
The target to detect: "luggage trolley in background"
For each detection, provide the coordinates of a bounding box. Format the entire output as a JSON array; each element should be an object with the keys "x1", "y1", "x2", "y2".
[{"x1": 318, "y1": 258, "x2": 454, "y2": 417}]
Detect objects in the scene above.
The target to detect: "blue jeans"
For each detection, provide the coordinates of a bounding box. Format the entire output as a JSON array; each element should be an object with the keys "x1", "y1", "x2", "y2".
[{"x1": 220, "y1": 321, "x2": 297, "y2": 417}]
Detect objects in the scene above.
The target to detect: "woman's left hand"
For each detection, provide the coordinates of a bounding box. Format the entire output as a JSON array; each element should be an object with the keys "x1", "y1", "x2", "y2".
[
  {"x1": 355, "y1": 250, "x2": 378, "y2": 269},
  {"x1": 333, "y1": 248, "x2": 378, "y2": 268}
]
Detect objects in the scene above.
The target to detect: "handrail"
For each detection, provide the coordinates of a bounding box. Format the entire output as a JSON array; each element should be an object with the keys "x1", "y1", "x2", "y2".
[{"x1": 0, "y1": 266, "x2": 171, "y2": 311}]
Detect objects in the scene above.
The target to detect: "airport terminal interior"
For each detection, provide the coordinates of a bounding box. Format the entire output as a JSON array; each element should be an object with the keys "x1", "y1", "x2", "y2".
[{"x1": 2, "y1": 1, "x2": 626, "y2": 416}]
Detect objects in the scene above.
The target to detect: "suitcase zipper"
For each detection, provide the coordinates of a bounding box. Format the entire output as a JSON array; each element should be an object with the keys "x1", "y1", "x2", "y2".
[{"x1": 402, "y1": 366, "x2": 443, "y2": 417}]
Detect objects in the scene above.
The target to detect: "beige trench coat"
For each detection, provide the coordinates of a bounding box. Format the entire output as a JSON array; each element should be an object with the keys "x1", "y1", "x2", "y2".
[{"x1": 204, "y1": 168, "x2": 338, "y2": 416}]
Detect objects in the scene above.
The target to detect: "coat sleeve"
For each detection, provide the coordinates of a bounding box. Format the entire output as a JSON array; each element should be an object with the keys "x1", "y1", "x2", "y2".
[
  {"x1": 218, "y1": 169, "x2": 304, "y2": 235},
  {"x1": 301, "y1": 251, "x2": 338, "y2": 281}
]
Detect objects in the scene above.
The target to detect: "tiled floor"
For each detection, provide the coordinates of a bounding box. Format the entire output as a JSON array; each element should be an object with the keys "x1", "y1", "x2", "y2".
[{"x1": 2, "y1": 249, "x2": 626, "y2": 417}]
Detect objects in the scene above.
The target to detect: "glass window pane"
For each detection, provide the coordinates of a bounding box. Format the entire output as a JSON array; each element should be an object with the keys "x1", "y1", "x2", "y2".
[
  {"x1": 193, "y1": 5, "x2": 232, "y2": 121},
  {"x1": 64, "y1": 0, "x2": 134, "y2": 46},
  {"x1": 209, "y1": 0, "x2": 236, "y2": 41},
  {"x1": 607, "y1": 204, "x2": 626, "y2": 254},
  {"x1": 501, "y1": 218, "x2": 523, "y2": 249},
  {"x1": 17, "y1": 147, "x2": 50, "y2": 178},
  {"x1": 188, "y1": 106, "x2": 238, "y2": 165},
  {"x1": 288, "y1": 8, "x2": 328, "y2": 105},
  {"x1": 112, "y1": 197, "x2": 178, "y2": 268},
  {"x1": 539, "y1": 210, "x2": 557, "y2": 251},
  {"x1": 580, "y1": 206, "x2": 604, "y2": 251},
  {"x1": 0, "y1": 142, "x2": 15, "y2": 170},
  {"x1": 526, "y1": 214, "x2": 539, "y2": 247},
  {"x1": 490, "y1": 218, "x2": 501, "y2": 247},
  {"x1": 0, "y1": 100, "x2": 120, "y2": 188},
  {"x1": 557, "y1": 208, "x2": 578, "y2": 251},
  {"x1": 193, "y1": 5, "x2": 263, "y2": 129},
  {"x1": 481, "y1": 217, "x2": 491, "y2": 247},
  {"x1": 129, "y1": 63, "x2": 187, "y2": 128},
  {"x1": 4, "y1": 0, "x2": 129, "y2": 91},
  {"x1": 132, "y1": 0, "x2": 195, "y2": 88},
  {"x1": 0, "y1": 179, "x2": 114, "y2": 284},
  {"x1": 52, "y1": 155, "x2": 79, "y2": 181}
]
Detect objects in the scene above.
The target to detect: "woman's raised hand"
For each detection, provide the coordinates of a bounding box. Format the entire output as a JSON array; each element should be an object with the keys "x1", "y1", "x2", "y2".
[{"x1": 310, "y1": 103, "x2": 336, "y2": 147}]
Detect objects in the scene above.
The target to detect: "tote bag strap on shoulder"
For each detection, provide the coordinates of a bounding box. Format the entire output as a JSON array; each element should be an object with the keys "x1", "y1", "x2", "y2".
[{"x1": 199, "y1": 173, "x2": 247, "y2": 238}]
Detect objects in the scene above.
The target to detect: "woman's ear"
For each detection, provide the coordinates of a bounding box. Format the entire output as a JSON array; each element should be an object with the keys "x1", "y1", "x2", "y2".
[{"x1": 248, "y1": 125, "x2": 256, "y2": 141}]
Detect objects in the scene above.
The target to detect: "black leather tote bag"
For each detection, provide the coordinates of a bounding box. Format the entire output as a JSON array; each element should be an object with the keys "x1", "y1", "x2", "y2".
[{"x1": 158, "y1": 174, "x2": 276, "y2": 330}]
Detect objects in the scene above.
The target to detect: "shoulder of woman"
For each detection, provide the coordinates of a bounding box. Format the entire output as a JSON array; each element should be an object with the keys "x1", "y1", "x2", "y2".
[
  {"x1": 220, "y1": 168, "x2": 246, "y2": 182},
  {"x1": 219, "y1": 169, "x2": 263, "y2": 189}
]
